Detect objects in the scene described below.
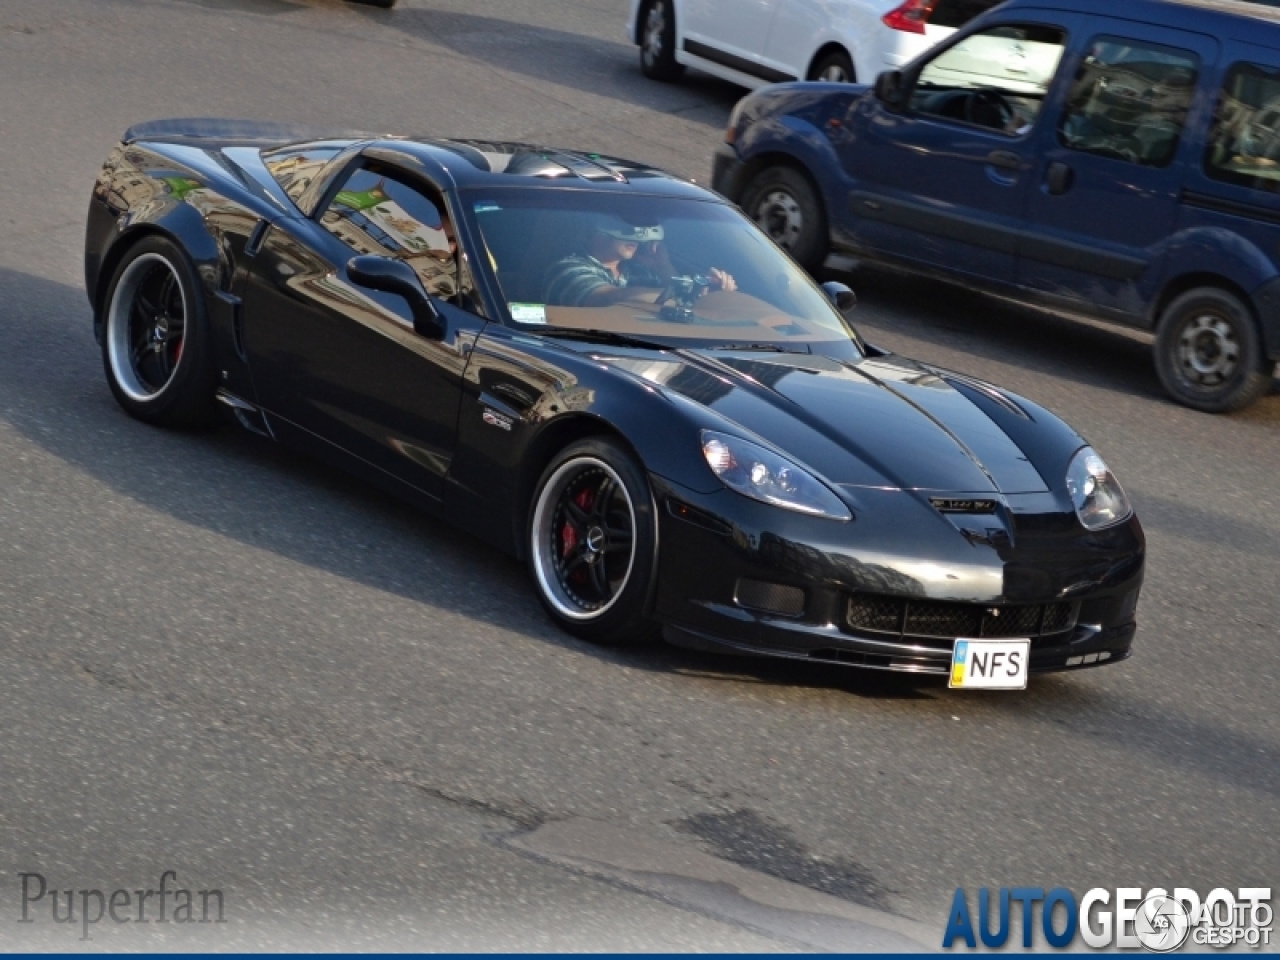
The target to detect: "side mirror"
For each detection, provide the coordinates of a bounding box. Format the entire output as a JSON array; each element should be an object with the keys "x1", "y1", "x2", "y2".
[
  {"x1": 874, "y1": 70, "x2": 906, "y2": 109},
  {"x1": 347, "y1": 255, "x2": 444, "y2": 340},
  {"x1": 821, "y1": 280, "x2": 857, "y2": 314}
]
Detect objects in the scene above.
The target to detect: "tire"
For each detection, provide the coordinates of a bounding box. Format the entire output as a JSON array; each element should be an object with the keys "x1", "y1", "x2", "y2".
[
  {"x1": 346, "y1": 0, "x2": 396, "y2": 7},
  {"x1": 528, "y1": 438, "x2": 660, "y2": 646},
  {"x1": 101, "y1": 235, "x2": 217, "y2": 428},
  {"x1": 809, "y1": 49, "x2": 855, "y2": 83},
  {"x1": 1153, "y1": 287, "x2": 1273, "y2": 413},
  {"x1": 740, "y1": 165, "x2": 827, "y2": 273},
  {"x1": 639, "y1": 0, "x2": 684, "y2": 82}
]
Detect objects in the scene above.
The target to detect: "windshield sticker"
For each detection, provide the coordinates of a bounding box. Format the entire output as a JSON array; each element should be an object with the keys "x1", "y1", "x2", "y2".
[
  {"x1": 473, "y1": 201, "x2": 502, "y2": 213},
  {"x1": 510, "y1": 303, "x2": 547, "y2": 324}
]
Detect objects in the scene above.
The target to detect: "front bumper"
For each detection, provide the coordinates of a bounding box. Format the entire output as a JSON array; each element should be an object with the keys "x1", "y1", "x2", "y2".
[{"x1": 651, "y1": 477, "x2": 1144, "y2": 678}]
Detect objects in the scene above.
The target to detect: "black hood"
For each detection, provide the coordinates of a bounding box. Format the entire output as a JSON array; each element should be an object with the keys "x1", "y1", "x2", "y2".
[{"x1": 602, "y1": 350, "x2": 1053, "y2": 495}]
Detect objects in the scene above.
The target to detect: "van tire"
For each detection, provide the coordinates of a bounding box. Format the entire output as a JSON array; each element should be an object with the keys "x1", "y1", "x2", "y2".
[
  {"x1": 639, "y1": 0, "x2": 684, "y2": 82},
  {"x1": 740, "y1": 165, "x2": 827, "y2": 273},
  {"x1": 1154, "y1": 287, "x2": 1272, "y2": 413}
]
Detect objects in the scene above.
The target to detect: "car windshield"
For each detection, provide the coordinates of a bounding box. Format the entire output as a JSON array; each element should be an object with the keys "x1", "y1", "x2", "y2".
[{"x1": 465, "y1": 189, "x2": 860, "y2": 353}]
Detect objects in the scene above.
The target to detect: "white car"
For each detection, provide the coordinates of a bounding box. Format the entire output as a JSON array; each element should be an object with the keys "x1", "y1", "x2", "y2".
[{"x1": 626, "y1": 0, "x2": 1001, "y2": 88}]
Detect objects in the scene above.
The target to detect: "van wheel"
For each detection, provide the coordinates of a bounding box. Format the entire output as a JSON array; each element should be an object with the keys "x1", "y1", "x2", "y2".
[
  {"x1": 810, "y1": 49, "x2": 855, "y2": 83},
  {"x1": 101, "y1": 236, "x2": 217, "y2": 427},
  {"x1": 1154, "y1": 287, "x2": 1273, "y2": 413},
  {"x1": 528, "y1": 438, "x2": 660, "y2": 646},
  {"x1": 740, "y1": 165, "x2": 827, "y2": 272},
  {"x1": 639, "y1": 0, "x2": 684, "y2": 82}
]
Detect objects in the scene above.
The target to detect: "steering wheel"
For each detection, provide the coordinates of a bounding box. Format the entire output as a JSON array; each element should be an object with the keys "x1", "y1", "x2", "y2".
[{"x1": 964, "y1": 89, "x2": 1015, "y2": 131}]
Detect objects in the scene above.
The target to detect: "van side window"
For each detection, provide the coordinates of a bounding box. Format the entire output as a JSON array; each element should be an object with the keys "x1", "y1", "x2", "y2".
[
  {"x1": 1058, "y1": 38, "x2": 1198, "y2": 168},
  {"x1": 1205, "y1": 62, "x2": 1280, "y2": 193},
  {"x1": 911, "y1": 25, "x2": 1066, "y2": 136}
]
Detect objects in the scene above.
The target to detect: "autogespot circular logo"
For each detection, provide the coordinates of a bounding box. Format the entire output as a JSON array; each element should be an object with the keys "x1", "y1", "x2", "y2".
[{"x1": 1135, "y1": 894, "x2": 1192, "y2": 952}]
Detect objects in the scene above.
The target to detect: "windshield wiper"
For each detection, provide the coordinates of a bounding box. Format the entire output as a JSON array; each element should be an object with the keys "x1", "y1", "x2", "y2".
[{"x1": 539, "y1": 328, "x2": 674, "y2": 351}]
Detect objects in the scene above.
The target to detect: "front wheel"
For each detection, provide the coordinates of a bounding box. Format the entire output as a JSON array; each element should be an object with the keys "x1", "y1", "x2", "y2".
[
  {"x1": 528, "y1": 438, "x2": 659, "y2": 645},
  {"x1": 101, "y1": 236, "x2": 217, "y2": 427},
  {"x1": 1154, "y1": 287, "x2": 1273, "y2": 413},
  {"x1": 639, "y1": 0, "x2": 684, "y2": 82},
  {"x1": 740, "y1": 165, "x2": 827, "y2": 273}
]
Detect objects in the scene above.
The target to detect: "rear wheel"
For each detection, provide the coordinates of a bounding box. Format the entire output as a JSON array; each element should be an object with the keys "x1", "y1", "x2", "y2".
[
  {"x1": 1154, "y1": 287, "x2": 1272, "y2": 413},
  {"x1": 101, "y1": 236, "x2": 216, "y2": 427},
  {"x1": 740, "y1": 165, "x2": 827, "y2": 272},
  {"x1": 639, "y1": 0, "x2": 684, "y2": 82},
  {"x1": 528, "y1": 438, "x2": 659, "y2": 645},
  {"x1": 809, "y1": 49, "x2": 855, "y2": 83}
]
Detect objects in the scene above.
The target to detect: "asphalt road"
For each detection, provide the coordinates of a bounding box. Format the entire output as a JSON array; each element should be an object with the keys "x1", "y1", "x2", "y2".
[{"x1": 1, "y1": 0, "x2": 1277, "y2": 950}]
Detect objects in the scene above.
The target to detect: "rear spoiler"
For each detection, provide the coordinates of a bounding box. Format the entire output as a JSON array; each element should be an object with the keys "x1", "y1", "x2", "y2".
[{"x1": 122, "y1": 117, "x2": 379, "y2": 147}]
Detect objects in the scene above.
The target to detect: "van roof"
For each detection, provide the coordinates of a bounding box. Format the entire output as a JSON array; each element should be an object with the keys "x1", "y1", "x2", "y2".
[{"x1": 1001, "y1": 0, "x2": 1280, "y2": 39}]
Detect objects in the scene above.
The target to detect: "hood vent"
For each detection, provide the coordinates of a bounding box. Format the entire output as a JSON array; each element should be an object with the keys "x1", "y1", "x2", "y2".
[{"x1": 930, "y1": 497, "x2": 998, "y2": 514}]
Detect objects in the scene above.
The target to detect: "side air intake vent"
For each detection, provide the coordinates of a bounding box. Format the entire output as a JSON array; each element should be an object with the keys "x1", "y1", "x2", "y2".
[{"x1": 735, "y1": 579, "x2": 806, "y2": 618}]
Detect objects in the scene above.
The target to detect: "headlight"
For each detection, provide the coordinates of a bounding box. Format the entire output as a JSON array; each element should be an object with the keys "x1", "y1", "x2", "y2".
[
  {"x1": 701, "y1": 430, "x2": 851, "y2": 520},
  {"x1": 1065, "y1": 447, "x2": 1131, "y2": 531}
]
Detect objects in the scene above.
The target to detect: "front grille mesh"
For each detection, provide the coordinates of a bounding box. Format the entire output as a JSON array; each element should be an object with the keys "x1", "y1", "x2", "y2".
[{"x1": 846, "y1": 595, "x2": 1078, "y2": 640}]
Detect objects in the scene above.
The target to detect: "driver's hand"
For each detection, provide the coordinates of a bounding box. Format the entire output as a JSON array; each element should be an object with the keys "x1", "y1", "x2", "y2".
[{"x1": 707, "y1": 268, "x2": 737, "y2": 292}]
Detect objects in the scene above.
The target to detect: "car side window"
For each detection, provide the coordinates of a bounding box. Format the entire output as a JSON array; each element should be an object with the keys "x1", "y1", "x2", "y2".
[
  {"x1": 911, "y1": 25, "x2": 1067, "y2": 136},
  {"x1": 320, "y1": 165, "x2": 482, "y2": 313},
  {"x1": 261, "y1": 142, "x2": 345, "y2": 206},
  {"x1": 1204, "y1": 61, "x2": 1280, "y2": 193},
  {"x1": 1058, "y1": 37, "x2": 1199, "y2": 168}
]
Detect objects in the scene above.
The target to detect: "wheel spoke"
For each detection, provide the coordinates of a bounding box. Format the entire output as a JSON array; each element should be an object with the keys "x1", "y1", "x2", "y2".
[
  {"x1": 591, "y1": 477, "x2": 614, "y2": 521},
  {"x1": 588, "y1": 556, "x2": 610, "y2": 598},
  {"x1": 563, "y1": 498, "x2": 589, "y2": 529},
  {"x1": 562, "y1": 548, "x2": 589, "y2": 574}
]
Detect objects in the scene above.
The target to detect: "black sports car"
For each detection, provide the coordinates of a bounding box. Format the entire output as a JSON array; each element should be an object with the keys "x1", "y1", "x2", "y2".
[{"x1": 84, "y1": 118, "x2": 1144, "y2": 685}]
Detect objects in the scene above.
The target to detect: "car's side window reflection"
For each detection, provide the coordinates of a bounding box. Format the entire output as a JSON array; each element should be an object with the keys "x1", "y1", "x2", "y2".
[
  {"x1": 320, "y1": 165, "x2": 482, "y2": 313},
  {"x1": 1058, "y1": 37, "x2": 1199, "y2": 168},
  {"x1": 911, "y1": 25, "x2": 1067, "y2": 136},
  {"x1": 1204, "y1": 61, "x2": 1280, "y2": 193}
]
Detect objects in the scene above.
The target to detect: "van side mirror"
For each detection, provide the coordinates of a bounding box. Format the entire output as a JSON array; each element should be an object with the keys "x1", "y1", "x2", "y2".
[
  {"x1": 821, "y1": 281, "x2": 857, "y2": 314},
  {"x1": 874, "y1": 70, "x2": 906, "y2": 109},
  {"x1": 347, "y1": 255, "x2": 444, "y2": 339}
]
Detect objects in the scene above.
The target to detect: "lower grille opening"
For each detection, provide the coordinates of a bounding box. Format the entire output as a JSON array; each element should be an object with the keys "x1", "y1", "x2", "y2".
[
  {"x1": 734, "y1": 579, "x2": 806, "y2": 618},
  {"x1": 846, "y1": 594, "x2": 1079, "y2": 642}
]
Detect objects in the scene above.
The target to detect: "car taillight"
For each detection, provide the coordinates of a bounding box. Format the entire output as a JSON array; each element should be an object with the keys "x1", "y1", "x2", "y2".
[{"x1": 881, "y1": 0, "x2": 937, "y2": 34}]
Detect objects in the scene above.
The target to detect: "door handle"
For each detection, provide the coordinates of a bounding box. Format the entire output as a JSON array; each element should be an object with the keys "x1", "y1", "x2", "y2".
[
  {"x1": 986, "y1": 150, "x2": 1023, "y2": 171},
  {"x1": 1045, "y1": 161, "x2": 1074, "y2": 195}
]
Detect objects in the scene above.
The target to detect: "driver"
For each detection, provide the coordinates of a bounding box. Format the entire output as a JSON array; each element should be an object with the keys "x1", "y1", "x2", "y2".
[{"x1": 544, "y1": 215, "x2": 736, "y2": 307}]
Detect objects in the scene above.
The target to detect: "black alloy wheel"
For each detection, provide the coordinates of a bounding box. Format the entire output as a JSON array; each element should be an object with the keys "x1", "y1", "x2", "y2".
[
  {"x1": 639, "y1": 0, "x2": 684, "y2": 82},
  {"x1": 809, "y1": 49, "x2": 855, "y2": 83},
  {"x1": 529, "y1": 438, "x2": 659, "y2": 645},
  {"x1": 101, "y1": 236, "x2": 216, "y2": 427},
  {"x1": 1154, "y1": 286, "x2": 1273, "y2": 413},
  {"x1": 740, "y1": 165, "x2": 827, "y2": 272}
]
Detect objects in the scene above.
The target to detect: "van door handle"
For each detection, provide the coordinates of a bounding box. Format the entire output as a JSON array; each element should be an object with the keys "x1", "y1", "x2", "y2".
[
  {"x1": 1045, "y1": 161, "x2": 1074, "y2": 195},
  {"x1": 986, "y1": 150, "x2": 1023, "y2": 171}
]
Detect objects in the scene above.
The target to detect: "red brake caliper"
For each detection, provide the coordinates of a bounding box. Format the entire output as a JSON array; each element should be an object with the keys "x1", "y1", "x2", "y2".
[{"x1": 561, "y1": 487, "x2": 595, "y2": 575}]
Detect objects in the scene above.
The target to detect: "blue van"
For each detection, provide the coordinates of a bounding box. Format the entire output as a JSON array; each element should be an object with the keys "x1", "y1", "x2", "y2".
[{"x1": 712, "y1": 0, "x2": 1280, "y2": 411}]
